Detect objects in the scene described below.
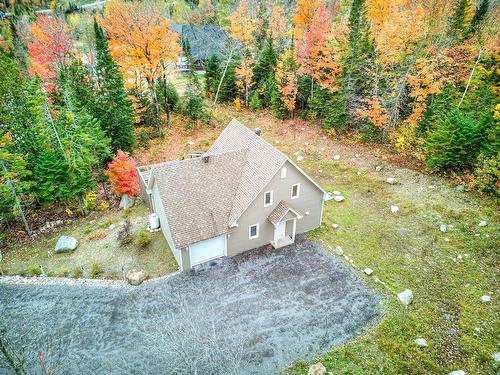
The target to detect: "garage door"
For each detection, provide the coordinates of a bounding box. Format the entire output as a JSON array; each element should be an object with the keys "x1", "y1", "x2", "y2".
[{"x1": 189, "y1": 235, "x2": 225, "y2": 266}]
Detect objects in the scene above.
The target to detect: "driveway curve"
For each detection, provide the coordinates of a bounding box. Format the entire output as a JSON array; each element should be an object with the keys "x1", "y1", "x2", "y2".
[{"x1": 0, "y1": 240, "x2": 380, "y2": 375}]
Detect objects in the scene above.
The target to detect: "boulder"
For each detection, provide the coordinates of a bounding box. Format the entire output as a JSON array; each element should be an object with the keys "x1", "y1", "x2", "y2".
[
  {"x1": 440, "y1": 224, "x2": 447, "y2": 233},
  {"x1": 492, "y1": 352, "x2": 500, "y2": 363},
  {"x1": 448, "y1": 371, "x2": 466, "y2": 375},
  {"x1": 331, "y1": 224, "x2": 339, "y2": 229},
  {"x1": 334, "y1": 195, "x2": 345, "y2": 202},
  {"x1": 333, "y1": 246, "x2": 343, "y2": 256},
  {"x1": 308, "y1": 362, "x2": 327, "y2": 375},
  {"x1": 119, "y1": 194, "x2": 135, "y2": 209},
  {"x1": 480, "y1": 295, "x2": 491, "y2": 303},
  {"x1": 297, "y1": 155, "x2": 304, "y2": 162},
  {"x1": 109, "y1": 224, "x2": 116, "y2": 230},
  {"x1": 333, "y1": 155, "x2": 340, "y2": 160},
  {"x1": 414, "y1": 338, "x2": 428, "y2": 347},
  {"x1": 386, "y1": 177, "x2": 398, "y2": 184},
  {"x1": 332, "y1": 191, "x2": 342, "y2": 196},
  {"x1": 397, "y1": 289, "x2": 413, "y2": 308},
  {"x1": 391, "y1": 205, "x2": 399, "y2": 213},
  {"x1": 364, "y1": 268, "x2": 374, "y2": 276},
  {"x1": 455, "y1": 185, "x2": 464, "y2": 192},
  {"x1": 479, "y1": 220, "x2": 488, "y2": 227},
  {"x1": 54, "y1": 236, "x2": 79, "y2": 253},
  {"x1": 375, "y1": 166, "x2": 382, "y2": 172},
  {"x1": 126, "y1": 269, "x2": 147, "y2": 286}
]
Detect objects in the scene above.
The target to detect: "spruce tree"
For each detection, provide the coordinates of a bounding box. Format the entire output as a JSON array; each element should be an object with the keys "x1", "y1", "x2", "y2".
[
  {"x1": 470, "y1": 0, "x2": 489, "y2": 34},
  {"x1": 253, "y1": 38, "x2": 277, "y2": 92},
  {"x1": 93, "y1": 19, "x2": 135, "y2": 153},
  {"x1": 249, "y1": 91, "x2": 262, "y2": 111},
  {"x1": 450, "y1": 0, "x2": 471, "y2": 41},
  {"x1": 205, "y1": 54, "x2": 220, "y2": 98}
]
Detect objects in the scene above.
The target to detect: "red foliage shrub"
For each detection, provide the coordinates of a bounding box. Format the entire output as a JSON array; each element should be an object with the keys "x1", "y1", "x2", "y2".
[{"x1": 105, "y1": 150, "x2": 140, "y2": 197}]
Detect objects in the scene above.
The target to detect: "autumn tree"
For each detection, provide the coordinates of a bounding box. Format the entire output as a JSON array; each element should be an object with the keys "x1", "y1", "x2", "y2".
[
  {"x1": 275, "y1": 48, "x2": 299, "y2": 118},
  {"x1": 28, "y1": 15, "x2": 73, "y2": 92},
  {"x1": 99, "y1": 0, "x2": 181, "y2": 136},
  {"x1": 105, "y1": 150, "x2": 140, "y2": 197}
]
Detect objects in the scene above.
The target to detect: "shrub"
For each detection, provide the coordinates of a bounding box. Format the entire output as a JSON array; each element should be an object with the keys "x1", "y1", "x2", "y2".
[
  {"x1": 56, "y1": 268, "x2": 70, "y2": 277},
  {"x1": 136, "y1": 229, "x2": 151, "y2": 248},
  {"x1": 104, "y1": 150, "x2": 140, "y2": 197},
  {"x1": 28, "y1": 264, "x2": 41, "y2": 277},
  {"x1": 90, "y1": 262, "x2": 103, "y2": 278},
  {"x1": 73, "y1": 266, "x2": 83, "y2": 279},
  {"x1": 475, "y1": 153, "x2": 500, "y2": 198},
  {"x1": 118, "y1": 219, "x2": 133, "y2": 245}
]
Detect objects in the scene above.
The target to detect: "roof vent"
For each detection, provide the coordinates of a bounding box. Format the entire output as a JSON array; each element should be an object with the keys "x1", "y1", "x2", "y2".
[
  {"x1": 254, "y1": 128, "x2": 262, "y2": 136},
  {"x1": 202, "y1": 154, "x2": 210, "y2": 163}
]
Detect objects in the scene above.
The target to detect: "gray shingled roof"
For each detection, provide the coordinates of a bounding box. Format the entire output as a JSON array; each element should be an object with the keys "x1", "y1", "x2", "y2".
[
  {"x1": 267, "y1": 200, "x2": 301, "y2": 226},
  {"x1": 208, "y1": 119, "x2": 288, "y2": 225},
  {"x1": 170, "y1": 24, "x2": 231, "y2": 61},
  {"x1": 151, "y1": 149, "x2": 248, "y2": 248}
]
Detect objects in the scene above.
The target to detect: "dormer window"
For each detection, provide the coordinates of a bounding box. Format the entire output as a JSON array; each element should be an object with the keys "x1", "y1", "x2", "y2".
[
  {"x1": 264, "y1": 190, "x2": 273, "y2": 207},
  {"x1": 281, "y1": 167, "x2": 287, "y2": 179}
]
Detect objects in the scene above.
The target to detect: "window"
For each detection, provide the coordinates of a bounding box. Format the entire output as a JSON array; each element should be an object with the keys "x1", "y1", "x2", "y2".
[
  {"x1": 281, "y1": 167, "x2": 287, "y2": 179},
  {"x1": 291, "y1": 183, "x2": 300, "y2": 199},
  {"x1": 264, "y1": 190, "x2": 273, "y2": 207},
  {"x1": 249, "y1": 224, "x2": 259, "y2": 239}
]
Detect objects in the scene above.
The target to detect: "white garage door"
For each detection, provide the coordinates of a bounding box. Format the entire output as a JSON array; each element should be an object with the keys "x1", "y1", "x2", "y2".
[{"x1": 189, "y1": 235, "x2": 225, "y2": 266}]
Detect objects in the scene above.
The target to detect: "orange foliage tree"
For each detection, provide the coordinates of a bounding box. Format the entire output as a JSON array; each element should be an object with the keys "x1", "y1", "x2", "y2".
[
  {"x1": 28, "y1": 15, "x2": 73, "y2": 92},
  {"x1": 105, "y1": 150, "x2": 139, "y2": 197},
  {"x1": 275, "y1": 49, "x2": 299, "y2": 117},
  {"x1": 99, "y1": 0, "x2": 181, "y2": 135}
]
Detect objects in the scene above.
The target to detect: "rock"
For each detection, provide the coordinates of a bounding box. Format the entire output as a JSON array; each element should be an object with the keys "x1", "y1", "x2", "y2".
[
  {"x1": 364, "y1": 268, "x2": 373, "y2": 276},
  {"x1": 386, "y1": 177, "x2": 398, "y2": 184},
  {"x1": 397, "y1": 289, "x2": 413, "y2": 308},
  {"x1": 414, "y1": 338, "x2": 428, "y2": 347},
  {"x1": 391, "y1": 205, "x2": 399, "y2": 213},
  {"x1": 331, "y1": 223, "x2": 339, "y2": 229},
  {"x1": 318, "y1": 169, "x2": 323, "y2": 173},
  {"x1": 119, "y1": 194, "x2": 135, "y2": 209},
  {"x1": 308, "y1": 362, "x2": 327, "y2": 375},
  {"x1": 375, "y1": 166, "x2": 382, "y2": 172},
  {"x1": 492, "y1": 352, "x2": 500, "y2": 363},
  {"x1": 126, "y1": 269, "x2": 147, "y2": 286},
  {"x1": 334, "y1": 195, "x2": 345, "y2": 202},
  {"x1": 457, "y1": 254, "x2": 463, "y2": 260},
  {"x1": 186, "y1": 141, "x2": 194, "y2": 145},
  {"x1": 320, "y1": 147, "x2": 325, "y2": 151},
  {"x1": 455, "y1": 185, "x2": 464, "y2": 192},
  {"x1": 305, "y1": 142, "x2": 309, "y2": 146},
  {"x1": 333, "y1": 155, "x2": 340, "y2": 160},
  {"x1": 448, "y1": 371, "x2": 466, "y2": 375},
  {"x1": 428, "y1": 185, "x2": 436, "y2": 189},
  {"x1": 333, "y1": 246, "x2": 343, "y2": 255},
  {"x1": 108, "y1": 224, "x2": 116, "y2": 230},
  {"x1": 332, "y1": 190, "x2": 342, "y2": 195},
  {"x1": 275, "y1": 140, "x2": 280, "y2": 144},
  {"x1": 479, "y1": 220, "x2": 488, "y2": 227},
  {"x1": 440, "y1": 224, "x2": 447, "y2": 233},
  {"x1": 297, "y1": 155, "x2": 304, "y2": 162},
  {"x1": 480, "y1": 295, "x2": 491, "y2": 303},
  {"x1": 54, "y1": 236, "x2": 79, "y2": 253}
]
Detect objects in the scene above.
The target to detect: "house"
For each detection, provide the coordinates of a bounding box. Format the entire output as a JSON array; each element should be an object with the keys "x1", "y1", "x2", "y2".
[
  {"x1": 169, "y1": 23, "x2": 231, "y2": 68},
  {"x1": 138, "y1": 119, "x2": 330, "y2": 271}
]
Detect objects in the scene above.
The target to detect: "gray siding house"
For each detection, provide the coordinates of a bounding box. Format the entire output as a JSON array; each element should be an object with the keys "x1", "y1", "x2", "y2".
[{"x1": 139, "y1": 119, "x2": 330, "y2": 271}]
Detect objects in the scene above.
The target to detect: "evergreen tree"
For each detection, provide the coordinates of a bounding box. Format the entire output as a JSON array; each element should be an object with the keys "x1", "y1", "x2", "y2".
[
  {"x1": 470, "y1": 0, "x2": 489, "y2": 34},
  {"x1": 253, "y1": 38, "x2": 277, "y2": 92},
  {"x1": 425, "y1": 109, "x2": 484, "y2": 171},
  {"x1": 450, "y1": 0, "x2": 471, "y2": 41},
  {"x1": 249, "y1": 90, "x2": 262, "y2": 111},
  {"x1": 205, "y1": 54, "x2": 220, "y2": 98},
  {"x1": 323, "y1": 87, "x2": 349, "y2": 132},
  {"x1": 344, "y1": 0, "x2": 376, "y2": 128},
  {"x1": 218, "y1": 60, "x2": 239, "y2": 102},
  {"x1": 93, "y1": 19, "x2": 135, "y2": 153},
  {"x1": 182, "y1": 45, "x2": 207, "y2": 125},
  {"x1": 481, "y1": 112, "x2": 499, "y2": 158},
  {"x1": 418, "y1": 85, "x2": 459, "y2": 134},
  {"x1": 157, "y1": 79, "x2": 180, "y2": 128}
]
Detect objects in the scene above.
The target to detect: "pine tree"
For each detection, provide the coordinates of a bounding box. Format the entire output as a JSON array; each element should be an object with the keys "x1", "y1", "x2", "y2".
[
  {"x1": 425, "y1": 109, "x2": 484, "y2": 171},
  {"x1": 418, "y1": 85, "x2": 459, "y2": 134},
  {"x1": 182, "y1": 46, "x2": 207, "y2": 125},
  {"x1": 252, "y1": 38, "x2": 277, "y2": 92},
  {"x1": 470, "y1": 0, "x2": 489, "y2": 34},
  {"x1": 157, "y1": 79, "x2": 180, "y2": 128},
  {"x1": 249, "y1": 90, "x2": 262, "y2": 111},
  {"x1": 205, "y1": 54, "x2": 220, "y2": 98},
  {"x1": 344, "y1": 0, "x2": 376, "y2": 129},
  {"x1": 93, "y1": 19, "x2": 135, "y2": 153},
  {"x1": 450, "y1": 0, "x2": 471, "y2": 41}
]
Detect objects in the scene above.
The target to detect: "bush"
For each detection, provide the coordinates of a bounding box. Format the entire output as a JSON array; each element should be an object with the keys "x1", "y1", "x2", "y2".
[
  {"x1": 136, "y1": 229, "x2": 151, "y2": 248},
  {"x1": 90, "y1": 262, "x2": 103, "y2": 278},
  {"x1": 118, "y1": 219, "x2": 133, "y2": 245},
  {"x1": 56, "y1": 267, "x2": 70, "y2": 277},
  {"x1": 28, "y1": 264, "x2": 41, "y2": 277},
  {"x1": 475, "y1": 153, "x2": 500, "y2": 198},
  {"x1": 73, "y1": 266, "x2": 83, "y2": 279}
]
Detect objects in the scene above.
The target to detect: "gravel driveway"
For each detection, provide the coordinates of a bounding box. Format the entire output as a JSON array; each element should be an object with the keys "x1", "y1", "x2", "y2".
[{"x1": 0, "y1": 240, "x2": 380, "y2": 375}]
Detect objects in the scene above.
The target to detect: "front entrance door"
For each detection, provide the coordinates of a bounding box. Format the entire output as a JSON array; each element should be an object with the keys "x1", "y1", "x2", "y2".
[{"x1": 276, "y1": 221, "x2": 286, "y2": 239}]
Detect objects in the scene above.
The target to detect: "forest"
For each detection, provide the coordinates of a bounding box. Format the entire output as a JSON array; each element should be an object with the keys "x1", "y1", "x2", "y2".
[{"x1": 0, "y1": 0, "x2": 499, "y2": 242}]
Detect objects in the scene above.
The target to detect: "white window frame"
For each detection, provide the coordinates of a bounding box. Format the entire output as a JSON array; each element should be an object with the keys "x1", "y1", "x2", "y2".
[
  {"x1": 249, "y1": 223, "x2": 259, "y2": 239},
  {"x1": 281, "y1": 167, "x2": 287, "y2": 179},
  {"x1": 291, "y1": 183, "x2": 300, "y2": 200},
  {"x1": 264, "y1": 190, "x2": 273, "y2": 207}
]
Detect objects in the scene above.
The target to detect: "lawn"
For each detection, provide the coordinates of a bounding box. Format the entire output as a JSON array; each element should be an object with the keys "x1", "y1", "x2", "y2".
[{"x1": 0, "y1": 203, "x2": 178, "y2": 279}]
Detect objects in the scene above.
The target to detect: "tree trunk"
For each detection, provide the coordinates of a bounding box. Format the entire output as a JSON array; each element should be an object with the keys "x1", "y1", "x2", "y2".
[
  {"x1": 148, "y1": 79, "x2": 163, "y2": 137},
  {"x1": 210, "y1": 46, "x2": 235, "y2": 124},
  {"x1": 1, "y1": 160, "x2": 31, "y2": 236},
  {"x1": 458, "y1": 49, "x2": 481, "y2": 109}
]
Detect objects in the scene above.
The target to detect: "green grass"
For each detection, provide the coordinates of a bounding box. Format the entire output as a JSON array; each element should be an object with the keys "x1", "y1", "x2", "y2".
[
  {"x1": 284, "y1": 154, "x2": 499, "y2": 375},
  {"x1": 0, "y1": 203, "x2": 179, "y2": 279}
]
